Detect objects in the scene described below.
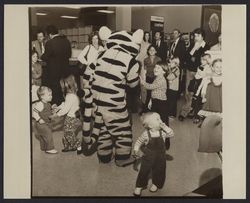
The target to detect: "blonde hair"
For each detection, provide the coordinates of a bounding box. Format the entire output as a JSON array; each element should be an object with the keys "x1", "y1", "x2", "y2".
[
  {"x1": 141, "y1": 112, "x2": 161, "y2": 129},
  {"x1": 60, "y1": 74, "x2": 78, "y2": 97},
  {"x1": 37, "y1": 86, "x2": 52, "y2": 100}
]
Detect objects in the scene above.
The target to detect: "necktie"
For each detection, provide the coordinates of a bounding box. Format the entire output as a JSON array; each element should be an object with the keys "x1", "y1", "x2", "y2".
[
  {"x1": 41, "y1": 42, "x2": 45, "y2": 54},
  {"x1": 157, "y1": 41, "x2": 160, "y2": 48},
  {"x1": 171, "y1": 42, "x2": 176, "y2": 56}
]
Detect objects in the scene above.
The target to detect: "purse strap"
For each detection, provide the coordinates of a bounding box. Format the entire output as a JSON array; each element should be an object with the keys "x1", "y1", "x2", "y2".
[{"x1": 84, "y1": 45, "x2": 91, "y2": 61}]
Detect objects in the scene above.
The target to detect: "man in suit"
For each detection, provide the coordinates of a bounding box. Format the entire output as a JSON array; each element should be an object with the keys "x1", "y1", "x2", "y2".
[
  {"x1": 153, "y1": 31, "x2": 168, "y2": 62},
  {"x1": 32, "y1": 30, "x2": 46, "y2": 58},
  {"x1": 41, "y1": 25, "x2": 72, "y2": 105},
  {"x1": 169, "y1": 29, "x2": 187, "y2": 96}
]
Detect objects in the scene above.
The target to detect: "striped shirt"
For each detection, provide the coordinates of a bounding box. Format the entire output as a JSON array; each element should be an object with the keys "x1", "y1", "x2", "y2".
[
  {"x1": 134, "y1": 124, "x2": 174, "y2": 151},
  {"x1": 143, "y1": 75, "x2": 167, "y2": 100}
]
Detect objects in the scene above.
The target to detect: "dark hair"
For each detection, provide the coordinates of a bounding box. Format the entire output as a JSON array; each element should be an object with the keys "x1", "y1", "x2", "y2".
[
  {"x1": 46, "y1": 25, "x2": 58, "y2": 35},
  {"x1": 143, "y1": 31, "x2": 151, "y2": 43},
  {"x1": 88, "y1": 31, "x2": 101, "y2": 45},
  {"x1": 147, "y1": 44, "x2": 157, "y2": 56},
  {"x1": 201, "y1": 53, "x2": 211, "y2": 58},
  {"x1": 193, "y1": 28, "x2": 206, "y2": 39},
  {"x1": 31, "y1": 50, "x2": 38, "y2": 56},
  {"x1": 173, "y1": 29, "x2": 181, "y2": 34},
  {"x1": 37, "y1": 29, "x2": 45, "y2": 36}
]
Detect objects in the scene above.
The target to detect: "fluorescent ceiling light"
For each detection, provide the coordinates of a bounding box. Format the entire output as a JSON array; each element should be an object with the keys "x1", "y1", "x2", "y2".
[
  {"x1": 61, "y1": 15, "x2": 78, "y2": 19},
  {"x1": 36, "y1": 12, "x2": 47, "y2": 16},
  {"x1": 97, "y1": 10, "x2": 114, "y2": 14},
  {"x1": 64, "y1": 6, "x2": 81, "y2": 9}
]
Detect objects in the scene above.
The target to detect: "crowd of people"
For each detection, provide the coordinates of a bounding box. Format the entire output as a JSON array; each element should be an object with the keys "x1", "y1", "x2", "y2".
[{"x1": 31, "y1": 24, "x2": 222, "y2": 196}]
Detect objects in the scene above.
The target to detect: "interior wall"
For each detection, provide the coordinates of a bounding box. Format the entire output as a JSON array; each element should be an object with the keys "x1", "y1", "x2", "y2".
[{"x1": 131, "y1": 6, "x2": 202, "y2": 33}]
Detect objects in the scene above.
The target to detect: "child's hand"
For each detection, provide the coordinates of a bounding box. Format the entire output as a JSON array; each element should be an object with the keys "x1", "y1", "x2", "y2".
[
  {"x1": 160, "y1": 122, "x2": 166, "y2": 129},
  {"x1": 139, "y1": 76, "x2": 145, "y2": 85},
  {"x1": 51, "y1": 104, "x2": 57, "y2": 109},
  {"x1": 38, "y1": 119, "x2": 45, "y2": 124},
  {"x1": 191, "y1": 57, "x2": 195, "y2": 62},
  {"x1": 49, "y1": 113, "x2": 59, "y2": 119},
  {"x1": 148, "y1": 99, "x2": 152, "y2": 110},
  {"x1": 133, "y1": 149, "x2": 140, "y2": 157}
]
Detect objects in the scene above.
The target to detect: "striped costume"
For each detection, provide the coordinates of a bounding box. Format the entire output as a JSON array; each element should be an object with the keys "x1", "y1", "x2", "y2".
[{"x1": 80, "y1": 27, "x2": 143, "y2": 164}]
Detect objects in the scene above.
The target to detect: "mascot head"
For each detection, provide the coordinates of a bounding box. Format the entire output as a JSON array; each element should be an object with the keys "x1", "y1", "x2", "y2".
[{"x1": 99, "y1": 26, "x2": 143, "y2": 57}]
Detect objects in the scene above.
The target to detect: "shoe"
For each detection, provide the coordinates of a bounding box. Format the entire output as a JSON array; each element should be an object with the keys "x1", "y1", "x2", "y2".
[
  {"x1": 61, "y1": 148, "x2": 76, "y2": 152},
  {"x1": 77, "y1": 147, "x2": 83, "y2": 155},
  {"x1": 149, "y1": 184, "x2": 158, "y2": 192},
  {"x1": 178, "y1": 115, "x2": 184, "y2": 121},
  {"x1": 133, "y1": 187, "x2": 142, "y2": 196},
  {"x1": 165, "y1": 154, "x2": 174, "y2": 161},
  {"x1": 45, "y1": 149, "x2": 58, "y2": 154}
]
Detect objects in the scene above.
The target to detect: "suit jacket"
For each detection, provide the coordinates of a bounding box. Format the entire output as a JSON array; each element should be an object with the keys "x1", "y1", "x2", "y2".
[
  {"x1": 32, "y1": 40, "x2": 45, "y2": 58},
  {"x1": 153, "y1": 40, "x2": 168, "y2": 62},
  {"x1": 41, "y1": 35, "x2": 71, "y2": 82},
  {"x1": 187, "y1": 42, "x2": 210, "y2": 72},
  {"x1": 169, "y1": 38, "x2": 186, "y2": 68}
]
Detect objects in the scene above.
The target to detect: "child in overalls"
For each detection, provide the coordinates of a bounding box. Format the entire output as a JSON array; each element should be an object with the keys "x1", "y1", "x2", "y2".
[{"x1": 133, "y1": 112, "x2": 174, "y2": 196}]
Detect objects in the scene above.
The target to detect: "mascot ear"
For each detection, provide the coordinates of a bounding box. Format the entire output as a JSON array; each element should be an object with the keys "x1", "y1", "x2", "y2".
[
  {"x1": 99, "y1": 26, "x2": 112, "y2": 41},
  {"x1": 132, "y1": 29, "x2": 144, "y2": 44}
]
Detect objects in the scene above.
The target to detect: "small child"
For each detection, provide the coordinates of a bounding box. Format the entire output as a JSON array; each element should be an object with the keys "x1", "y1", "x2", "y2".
[
  {"x1": 32, "y1": 86, "x2": 58, "y2": 154},
  {"x1": 31, "y1": 50, "x2": 43, "y2": 103},
  {"x1": 188, "y1": 53, "x2": 212, "y2": 122},
  {"x1": 143, "y1": 45, "x2": 162, "y2": 111},
  {"x1": 166, "y1": 57, "x2": 180, "y2": 118},
  {"x1": 140, "y1": 62, "x2": 168, "y2": 125},
  {"x1": 133, "y1": 112, "x2": 174, "y2": 196},
  {"x1": 198, "y1": 59, "x2": 222, "y2": 118},
  {"x1": 54, "y1": 75, "x2": 82, "y2": 154},
  {"x1": 31, "y1": 50, "x2": 42, "y2": 86}
]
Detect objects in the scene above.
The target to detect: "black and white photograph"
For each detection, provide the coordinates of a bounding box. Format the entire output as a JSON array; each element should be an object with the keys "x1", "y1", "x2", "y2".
[{"x1": 3, "y1": 4, "x2": 246, "y2": 199}]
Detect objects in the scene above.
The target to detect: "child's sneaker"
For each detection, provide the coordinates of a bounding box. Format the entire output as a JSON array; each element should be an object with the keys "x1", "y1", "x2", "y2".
[
  {"x1": 46, "y1": 149, "x2": 58, "y2": 154},
  {"x1": 133, "y1": 187, "x2": 142, "y2": 196},
  {"x1": 149, "y1": 184, "x2": 158, "y2": 192}
]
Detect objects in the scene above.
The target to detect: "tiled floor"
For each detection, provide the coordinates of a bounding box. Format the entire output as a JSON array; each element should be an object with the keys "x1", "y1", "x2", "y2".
[{"x1": 32, "y1": 99, "x2": 222, "y2": 197}]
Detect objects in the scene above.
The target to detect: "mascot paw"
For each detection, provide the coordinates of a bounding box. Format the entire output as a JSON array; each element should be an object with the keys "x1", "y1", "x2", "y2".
[
  {"x1": 82, "y1": 137, "x2": 97, "y2": 156},
  {"x1": 77, "y1": 89, "x2": 85, "y2": 98}
]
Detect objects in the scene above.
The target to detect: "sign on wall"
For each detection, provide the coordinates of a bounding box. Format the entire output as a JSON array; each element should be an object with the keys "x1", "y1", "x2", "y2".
[{"x1": 201, "y1": 5, "x2": 221, "y2": 46}]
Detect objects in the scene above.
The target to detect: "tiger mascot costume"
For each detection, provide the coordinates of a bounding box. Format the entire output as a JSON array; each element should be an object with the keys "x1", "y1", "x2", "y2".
[{"x1": 79, "y1": 26, "x2": 143, "y2": 165}]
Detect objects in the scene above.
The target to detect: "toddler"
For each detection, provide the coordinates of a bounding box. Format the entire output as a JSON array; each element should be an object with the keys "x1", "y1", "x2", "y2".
[
  {"x1": 32, "y1": 86, "x2": 58, "y2": 154},
  {"x1": 188, "y1": 53, "x2": 212, "y2": 122},
  {"x1": 31, "y1": 50, "x2": 42, "y2": 86},
  {"x1": 133, "y1": 112, "x2": 174, "y2": 196}
]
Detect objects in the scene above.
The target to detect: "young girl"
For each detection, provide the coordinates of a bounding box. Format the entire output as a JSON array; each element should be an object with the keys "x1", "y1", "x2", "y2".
[
  {"x1": 166, "y1": 57, "x2": 180, "y2": 118},
  {"x1": 31, "y1": 50, "x2": 43, "y2": 86},
  {"x1": 142, "y1": 45, "x2": 162, "y2": 111},
  {"x1": 133, "y1": 112, "x2": 174, "y2": 196},
  {"x1": 32, "y1": 86, "x2": 58, "y2": 154},
  {"x1": 198, "y1": 59, "x2": 222, "y2": 118},
  {"x1": 54, "y1": 75, "x2": 82, "y2": 154}
]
